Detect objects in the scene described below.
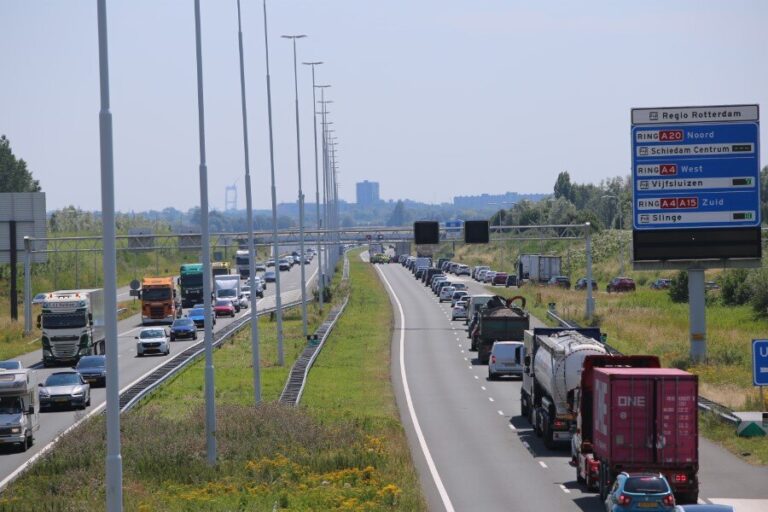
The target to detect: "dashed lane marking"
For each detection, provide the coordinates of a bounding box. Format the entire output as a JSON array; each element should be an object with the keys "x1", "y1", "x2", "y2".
[
  {"x1": 488, "y1": 397, "x2": 495, "y2": 402},
  {"x1": 560, "y1": 485, "x2": 570, "y2": 494},
  {"x1": 509, "y1": 424, "x2": 516, "y2": 431},
  {"x1": 497, "y1": 410, "x2": 504, "y2": 416},
  {"x1": 539, "y1": 461, "x2": 548, "y2": 469}
]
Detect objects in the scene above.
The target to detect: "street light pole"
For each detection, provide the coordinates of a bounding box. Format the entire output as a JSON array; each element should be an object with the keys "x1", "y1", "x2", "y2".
[
  {"x1": 235, "y1": 0, "x2": 261, "y2": 403},
  {"x1": 282, "y1": 34, "x2": 309, "y2": 339},
  {"x1": 305, "y1": 64, "x2": 324, "y2": 306},
  {"x1": 262, "y1": 0, "x2": 284, "y2": 365}
]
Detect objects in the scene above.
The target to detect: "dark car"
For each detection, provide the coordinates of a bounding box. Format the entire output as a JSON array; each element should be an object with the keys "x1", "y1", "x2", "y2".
[
  {"x1": 170, "y1": 317, "x2": 198, "y2": 341},
  {"x1": 188, "y1": 307, "x2": 216, "y2": 329},
  {"x1": 264, "y1": 270, "x2": 277, "y2": 282},
  {"x1": 32, "y1": 292, "x2": 48, "y2": 305},
  {"x1": 607, "y1": 276, "x2": 636, "y2": 293},
  {"x1": 75, "y1": 355, "x2": 107, "y2": 387},
  {"x1": 547, "y1": 275, "x2": 571, "y2": 289},
  {"x1": 492, "y1": 272, "x2": 509, "y2": 286},
  {"x1": 605, "y1": 472, "x2": 676, "y2": 511},
  {"x1": 575, "y1": 277, "x2": 598, "y2": 290},
  {"x1": 650, "y1": 278, "x2": 671, "y2": 290},
  {"x1": 39, "y1": 371, "x2": 91, "y2": 410}
]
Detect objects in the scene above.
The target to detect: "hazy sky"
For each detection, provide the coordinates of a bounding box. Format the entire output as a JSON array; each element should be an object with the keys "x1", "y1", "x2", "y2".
[{"x1": 2, "y1": 1, "x2": 767, "y2": 212}]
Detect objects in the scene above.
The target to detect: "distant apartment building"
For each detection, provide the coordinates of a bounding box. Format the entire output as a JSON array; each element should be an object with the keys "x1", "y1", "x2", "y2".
[{"x1": 356, "y1": 180, "x2": 380, "y2": 207}]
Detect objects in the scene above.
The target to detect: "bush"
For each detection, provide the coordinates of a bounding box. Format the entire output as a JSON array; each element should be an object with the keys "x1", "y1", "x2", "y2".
[
  {"x1": 668, "y1": 271, "x2": 688, "y2": 303},
  {"x1": 720, "y1": 269, "x2": 751, "y2": 306},
  {"x1": 747, "y1": 269, "x2": 768, "y2": 317}
]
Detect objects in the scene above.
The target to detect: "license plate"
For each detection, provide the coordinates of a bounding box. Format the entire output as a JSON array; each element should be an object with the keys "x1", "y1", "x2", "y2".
[
  {"x1": 55, "y1": 397, "x2": 69, "y2": 403},
  {"x1": 637, "y1": 503, "x2": 658, "y2": 508}
]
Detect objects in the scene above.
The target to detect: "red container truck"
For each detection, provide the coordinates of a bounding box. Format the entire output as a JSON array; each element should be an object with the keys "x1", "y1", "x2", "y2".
[{"x1": 583, "y1": 366, "x2": 699, "y2": 504}]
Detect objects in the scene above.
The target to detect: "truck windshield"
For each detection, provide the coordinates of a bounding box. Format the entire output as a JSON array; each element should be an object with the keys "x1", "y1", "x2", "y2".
[
  {"x1": 180, "y1": 274, "x2": 203, "y2": 287},
  {"x1": 42, "y1": 312, "x2": 87, "y2": 329},
  {"x1": 0, "y1": 397, "x2": 22, "y2": 414},
  {"x1": 212, "y1": 269, "x2": 228, "y2": 277},
  {"x1": 142, "y1": 288, "x2": 171, "y2": 301},
  {"x1": 218, "y1": 289, "x2": 236, "y2": 298},
  {"x1": 236, "y1": 256, "x2": 248, "y2": 265}
]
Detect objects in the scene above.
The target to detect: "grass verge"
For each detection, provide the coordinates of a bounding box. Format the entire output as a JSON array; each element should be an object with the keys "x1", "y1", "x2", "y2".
[{"x1": 1, "y1": 253, "x2": 425, "y2": 511}]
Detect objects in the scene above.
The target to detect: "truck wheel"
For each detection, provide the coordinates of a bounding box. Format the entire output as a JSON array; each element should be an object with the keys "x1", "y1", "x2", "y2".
[
  {"x1": 598, "y1": 465, "x2": 608, "y2": 501},
  {"x1": 543, "y1": 423, "x2": 555, "y2": 449},
  {"x1": 488, "y1": 370, "x2": 496, "y2": 381}
]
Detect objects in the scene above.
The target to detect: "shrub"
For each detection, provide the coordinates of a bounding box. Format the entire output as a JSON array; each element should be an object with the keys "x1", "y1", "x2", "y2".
[
  {"x1": 720, "y1": 269, "x2": 751, "y2": 306},
  {"x1": 747, "y1": 269, "x2": 768, "y2": 317},
  {"x1": 668, "y1": 271, "x2": 688, "y2": 303}
]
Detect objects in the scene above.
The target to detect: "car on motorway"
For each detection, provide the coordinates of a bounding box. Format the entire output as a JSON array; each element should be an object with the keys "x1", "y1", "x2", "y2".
[
  {"x1": 75, "y1": 355, "x2": 107, "y2": 387},
  {"x1": 431, "y1": 276, "x2": 448, "y2": 293},
  {"x1": 604, "y1": 472, "x2": 676, "y2": 511},
  {"x1": 451, "y1": 290, "x2": 469, "y2": 306},
  {"x1": 135, "y1": 327, "x2": 171, "y2": 357},
  {"x1": 483, "y1": 271, "x2": 497, "y2": 283},
  {"x1": 264, "y1": 270, "x2": 277, "y2": 282},
  {"x1": 607, "y1": 276, "x2": 636, "y2": 293},
  {"x1": 0, "y1": 360, "x2": 23, "y2": 370},
  {"x1": 575, "y1": 277, "x2": 599, "y2": 290},
  {"x1": 188, "y1": 307, "x2": 215, "y2": 329},
  {"x1": 473, "y1": 266, "x2": 490, "y2": 280},
  {"x1": 705, "y1": 280, "x2": 720, "y2": 291},
  {"x1": 238, "y1": 293, "x2": 250, "y2": 309},
  {"x1": 547, "y1": 275, "x2": 571, "y2": 289},
  {"x1": 439, "y1": 286, "x2": 456, "y2": 302},
  {"x1": 32, "y1": 292, "x2": 48, "y2": 305},
  {"x1": 39, "y1": 371, "x2": 91, "y2": 410},
  {"x1": 170, "y1": 317, "x2": 197, "y2": 341},
  {"x1": 255, "y1": 262, "x2": 266, "y2": 272},
  {"x1": 476, "y1": 269, "x2": 489, "y2": 282},
  {"x1": 266, "y1": 259, "x2": 275, "y2": 267},
  {"x1": 452, "y1": 300, "x2": 468, "y2": 321},
  {"x1": 673, "y1": 505, "x2": 734, "y2": 512},
  {"x1": 455, "y1": 264, "x2": 471, "y2": 276},
  {"x1": 492, "y1": 272, "x2": 509, "y2": 286},
  {"x1": 415, "y1": 267, "x2": 428, "y2": 280},
  {"x1": 214, "y1": 299, "x2": 236, "y2": 318},
  {"x1": 487, "y1": 341, "x2": 524, "y2": 380},
  {"x1": 278, "y1": 259, "x2": 292, "y2": 271},
  {"x1": 435, "y1": 280, "x2": 455, "y2": 296},
  {"x1": 650, "y1": 278, "x2": 671, "y2": 290}
]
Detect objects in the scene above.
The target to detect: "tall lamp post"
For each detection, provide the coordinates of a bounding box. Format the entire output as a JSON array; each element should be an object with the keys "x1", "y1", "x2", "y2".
[
  {"x1": 281, "y1": 34, "x2": 309, "y2": 338},
  {"x1": 602, "y1": 194, "x2": 624, "y2": 275},
  {"x1": 317, "y1": 91, "x2": 332, "y2": 281},
  {"x1": 303, "y1": 62, "x2": 324, "y2": 307}
]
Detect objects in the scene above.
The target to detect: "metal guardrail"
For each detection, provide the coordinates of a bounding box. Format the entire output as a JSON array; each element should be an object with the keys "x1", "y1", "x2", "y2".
[
  {"x1": 279, "y1": 252, "x2": 352, "y2": 406},
  {"x1": 546, "y1": 306, "x2": 741, "y2": 426},
  {"x1": 119, "y1": 299, "x2": 302, "y2": 412}
]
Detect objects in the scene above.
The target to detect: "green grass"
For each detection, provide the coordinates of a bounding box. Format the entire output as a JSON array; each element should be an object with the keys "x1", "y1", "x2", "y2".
[
  {"x1": 1, "y1": 253, "x2": 425, "y2": 511},
  {"x1": 700, "y1": 412, "x2": 768, "y2": 465}
]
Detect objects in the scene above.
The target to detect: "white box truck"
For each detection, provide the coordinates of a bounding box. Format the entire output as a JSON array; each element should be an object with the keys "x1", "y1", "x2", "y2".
[
  {"x1": 214, "y1": 275, "x2": 241, "y2": 302},
  {"x1": 0, "y1": 369, "x2": 39, "y2": 451},
  {"x1": 516, "y1": 254, "x2": 562, "y2": 283},
  {"x1": 38, "y1": 289, "x2": 106, "y2": 366}
]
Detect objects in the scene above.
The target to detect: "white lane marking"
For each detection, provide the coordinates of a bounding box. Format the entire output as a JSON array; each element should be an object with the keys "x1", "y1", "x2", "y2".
[
  {"x1": 560, "y1": 484, "x2": 570, "y2": 494},
  {"x1": 460, "y1": 350, "x2": 464, "y2": 354},
  {"x1": 539, "y1": 461, "x2": 548, "y2": 468},
  {"x1": 375, "y1": 267, "x2": 456, "y2": 512},
  {"x1": 497, "y1": 410, "x2": 504, "y2": 416},
  {"x1": 464, "y1": 357, "x2": 468, "y2": 361},
  {"x1": 488, "y1": 397, "x2": 495, "y2": 402},
  {"x1": 473, "y1": 375, "x2": 479, "y2": 380},
  {"x1": 509, "y1": 424, "x2": 516, "y2": 431},
  {"x1": 468, "y1": 365, "x2": 472, "y2": 369},
  {"x1": 481, "y1": 386, "x2": 486, "y2": 391}
]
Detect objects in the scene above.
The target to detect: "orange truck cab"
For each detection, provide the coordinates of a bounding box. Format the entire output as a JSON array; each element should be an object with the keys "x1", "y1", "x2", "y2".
[{"x1": 141, "y1": 277, "x2": 181, "y2": 325}]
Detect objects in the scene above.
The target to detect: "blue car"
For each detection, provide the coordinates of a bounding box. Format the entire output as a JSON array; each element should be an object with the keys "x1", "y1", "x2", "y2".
[
  {"x1": 188, "y1": 307, "x2": 215, "y2": 329},
  {"x1": 170, "y1": 317, "x2": 198, "y2": 340},
  {"x1": 605, "y1": 472, "x2": 676, "y2": 511}
]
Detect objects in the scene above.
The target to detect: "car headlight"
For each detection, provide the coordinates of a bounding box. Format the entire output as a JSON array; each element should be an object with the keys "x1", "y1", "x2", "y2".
[
  {"x1": 39, "y1": 389, "x2": 49, "y2": 397},
  {"x1": 10, "y1": 427, "x2": 21, "y2": 434},
  {"x1": 72, "y1": 391, "x2": 84, "y2": 397}
]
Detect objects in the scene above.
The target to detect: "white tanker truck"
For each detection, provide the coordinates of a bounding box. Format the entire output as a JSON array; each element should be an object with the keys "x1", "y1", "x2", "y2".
[{"x1": 521, "y1": 328, "x2": 607, "y2": 448}]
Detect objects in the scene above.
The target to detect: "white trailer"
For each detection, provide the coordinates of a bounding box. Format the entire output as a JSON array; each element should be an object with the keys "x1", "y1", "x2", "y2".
[
  {"x1": 235, "y1": 249, "x2": 251, "y2": 279},
  {"x1": 516, "y1": 254, "x2": 562, "y2": 283},
  {"x1": 39, "y1": 289, "x2": 105, "y2": 366},
  {"x1": 0, "y1": 369, "x2": 39, "y2": 451}
]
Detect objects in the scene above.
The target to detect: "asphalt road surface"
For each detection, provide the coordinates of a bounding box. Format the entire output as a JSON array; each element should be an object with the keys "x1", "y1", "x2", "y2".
[
  {"x1": 0, "y1": 257, "x2": 318, "y2": 488},
  {"x1": 376, "y1": 262, "x2": 768, "y2": 512}
]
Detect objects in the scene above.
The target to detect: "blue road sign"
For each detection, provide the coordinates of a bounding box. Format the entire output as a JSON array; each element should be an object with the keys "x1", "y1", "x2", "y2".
[
  {"x1": 753, "y1": 339, "x2": 768, "y2": 386},
  {"x1": 631, "y1": 105, "x2": 760, "y2": 230}
]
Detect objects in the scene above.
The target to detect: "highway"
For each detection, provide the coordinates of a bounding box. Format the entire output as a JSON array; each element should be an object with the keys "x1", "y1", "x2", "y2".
[
  {"x1": 376, "y1": 262, "x2": 768, "y2": 512},
  {"x1": 0, "y1": 258, "x2": 318, "y2": 487}
]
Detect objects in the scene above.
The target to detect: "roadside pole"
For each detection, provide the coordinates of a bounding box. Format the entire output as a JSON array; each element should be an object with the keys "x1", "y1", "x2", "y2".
[{"x1": 585, "y1": 222, "x2": 594, "y2": 320}]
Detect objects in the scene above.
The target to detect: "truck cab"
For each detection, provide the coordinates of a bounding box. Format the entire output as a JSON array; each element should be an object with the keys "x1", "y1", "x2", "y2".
[
  {"x1": 141, "y1": 277, "x2": 181, "y2": 325},
  {"x1": 39, "y1": 289, "x2": 105, "y2": 366},
  {"x1": 0, "y1": 369, "x2": 39, "y2": 451}
]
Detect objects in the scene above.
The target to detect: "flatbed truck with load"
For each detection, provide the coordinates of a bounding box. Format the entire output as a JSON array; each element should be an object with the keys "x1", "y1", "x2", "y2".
[
  {"x1": 39, "y1": 289, "x2": 105, "y2": 366},
  {"x1": 470, "y1": 296, "x2": 529, "y2": 364},
  {"x1": 520, "y1": 328, "x2": 607, "y2": 448}
]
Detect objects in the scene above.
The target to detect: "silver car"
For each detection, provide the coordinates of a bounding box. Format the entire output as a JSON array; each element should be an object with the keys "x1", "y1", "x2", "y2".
[
  {"x1": 39, "y1": 371, "x2": 91, "y2": 410},
  {"x1": 452, "y1": 300, "x2": 468, "y2": 320},
  {"x1": 135, "y1": 327, "x2": 171, "y2": 357},
  {"x1": 488, "y1": 341, "x2": 525, "y2": 380},
  {"x1": 439, "y1": 286, "x2": 456, "y2": 302},
  {"x1": 451, "y1": 290, "x2": 469, "y2": 306}
]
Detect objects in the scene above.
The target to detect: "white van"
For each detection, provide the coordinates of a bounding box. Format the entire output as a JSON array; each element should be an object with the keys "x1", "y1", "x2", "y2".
[{"x1": 488, "y1": 341, "x2": 525, "y2": 380}]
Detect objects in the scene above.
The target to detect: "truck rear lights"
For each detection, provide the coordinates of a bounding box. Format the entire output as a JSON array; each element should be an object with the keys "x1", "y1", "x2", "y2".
[
  {"x1": 617, "y1": 494, "x2": 631, "y2": 506},
  {"x1": 553, "y1": 419, "x2": 568, "y2": 429},
  {"x1": 673, "y1": 473, "x2": 687, "y2": 483},
  {"x1": 662, "y1": 494, "x2": 675, "y2": 506}
]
